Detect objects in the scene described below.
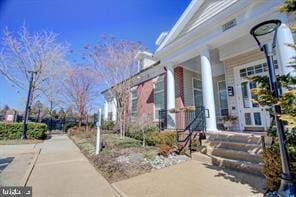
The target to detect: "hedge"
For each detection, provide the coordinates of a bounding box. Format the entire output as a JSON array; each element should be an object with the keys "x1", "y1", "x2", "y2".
[
  {"x1": 0, "y1": 122, "x2": 47, "y2": 140},
  {"x1": 100, "y1": 120, "x2": 114, "y2": 130}
]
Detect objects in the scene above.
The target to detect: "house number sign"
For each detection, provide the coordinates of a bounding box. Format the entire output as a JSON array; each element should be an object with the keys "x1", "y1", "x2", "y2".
[{"x1": 228, "y1": 86, "x2": 234, "y2": 96}]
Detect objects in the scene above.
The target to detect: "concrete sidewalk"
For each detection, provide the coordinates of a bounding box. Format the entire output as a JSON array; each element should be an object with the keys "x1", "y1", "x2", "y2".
[
  {"x1": 112, "y1": 160, "x2": 263, "y2": 197},
  {"x1": 27, "y1": 134, "x2": 117, "y2": 197},
  {"x1": 0, "y1": 142, "x2": 39, "y2": 186}
]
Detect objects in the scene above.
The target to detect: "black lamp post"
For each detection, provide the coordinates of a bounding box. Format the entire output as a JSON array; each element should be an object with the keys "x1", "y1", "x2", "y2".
[
  {"x1": 250, "y1": 20, "x2": 296, "y2": 196},
  {"x1": 21, "y1": 71, "x2": 38, "y2": 140}
]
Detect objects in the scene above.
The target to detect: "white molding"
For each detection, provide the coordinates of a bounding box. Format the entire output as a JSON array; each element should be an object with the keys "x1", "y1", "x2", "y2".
[
  {"x1": 156, "y1": 0, "x2": 204, "y2": 52},
  {"x1": 155, "y1": 0, "x2": 283, "y2": 64}
]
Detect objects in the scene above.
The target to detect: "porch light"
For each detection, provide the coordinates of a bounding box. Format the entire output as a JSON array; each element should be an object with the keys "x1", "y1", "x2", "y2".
[
  {"x1": 250, "y1": 20, "x2": 281, "y2": 50},
  {"x1": 250, "y1": 20, "x2": 296, "y2": 196}
]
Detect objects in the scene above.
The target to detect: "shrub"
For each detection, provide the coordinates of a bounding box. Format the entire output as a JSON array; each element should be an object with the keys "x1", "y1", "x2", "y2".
[
  {"x1": 64, "y1": 122, "x2": 78, "y2": 132},
  {"x1": 159, "y1": 144, "x2": 171, "y2": 157},
  {"x1": 101, "y1": 120, "x2": 114, "y2": 130},
  {"x1": 126, "y1": 124, "x2": 177, "y2": 150},
  {"x1": 0, "y1": 122, "x2": 47, "y2": 140},
  {"x1": 263, "y1": 143, "x2": 296, "y2": 191},
  {"x1": 126, "y1": 124, "x2": 158, "y2": 141},
  {"x1": 146, "y1": 131, "x2": 177, "y2": 147}
]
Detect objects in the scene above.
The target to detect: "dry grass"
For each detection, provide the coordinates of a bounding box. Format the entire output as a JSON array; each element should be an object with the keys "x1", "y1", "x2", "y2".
[{"x1": 69, "y1": 128, "x2": 158, "y2": 183}]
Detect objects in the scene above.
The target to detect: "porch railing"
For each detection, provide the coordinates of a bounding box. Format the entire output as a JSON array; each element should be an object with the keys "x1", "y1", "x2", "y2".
[
  {"x1": 158, "y1": 106, "x2": 207, "y2": 131},
  {"x1": 158, "y1": 106, "x2": 209, "y2": 157}
]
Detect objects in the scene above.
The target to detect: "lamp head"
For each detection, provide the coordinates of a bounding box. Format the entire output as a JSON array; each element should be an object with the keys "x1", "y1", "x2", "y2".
[{"x1": 250, "y1": 20, "x2": 281, "y2": 50}]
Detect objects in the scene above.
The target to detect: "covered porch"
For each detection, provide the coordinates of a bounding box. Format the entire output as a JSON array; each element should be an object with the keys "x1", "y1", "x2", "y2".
[{"x1": 155, "y1": 0, "x2": 295, "y2": 133}]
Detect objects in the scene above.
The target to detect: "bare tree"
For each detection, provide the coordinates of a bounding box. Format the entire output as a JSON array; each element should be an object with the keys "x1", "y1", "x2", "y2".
[
  {"x1": 62, "y1": 65, "x2": 99, "y2": 128},
  {"x1": 84, "y1": 35, "x2": 144, "y2": 137},
  {"x1": 0, "y1": 25, "x2": 68, "y2": 106},
  {"x1": 137, "y1": 113, "x2": 153, "y2": 147}
]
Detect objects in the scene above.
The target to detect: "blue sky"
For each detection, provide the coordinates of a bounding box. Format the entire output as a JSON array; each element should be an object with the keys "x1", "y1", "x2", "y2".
[{"x1": 0, "y1": 0, "x2": 190, "y2": 110}]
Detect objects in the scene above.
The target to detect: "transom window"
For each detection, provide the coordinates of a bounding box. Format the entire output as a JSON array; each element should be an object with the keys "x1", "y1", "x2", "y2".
[
  {"x1": 240, "y1": 60, "x2": 278, "y2": 77},
  {"x1": 154, "y1": 79, "x2": 164, "y2": 120},
  {"x1": 131, "y1": 88, "x2": 137, "y2": 120}
]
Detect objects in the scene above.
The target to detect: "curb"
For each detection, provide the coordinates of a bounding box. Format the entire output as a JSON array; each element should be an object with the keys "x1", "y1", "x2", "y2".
[{"x1": 21, "y1": 148, "x2": 41, "y2": 186}]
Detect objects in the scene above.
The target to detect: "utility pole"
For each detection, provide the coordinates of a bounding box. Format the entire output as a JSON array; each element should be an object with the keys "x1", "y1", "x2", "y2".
[{"x1": 21, "y1": 71, "x2": 38, "y2": 140}]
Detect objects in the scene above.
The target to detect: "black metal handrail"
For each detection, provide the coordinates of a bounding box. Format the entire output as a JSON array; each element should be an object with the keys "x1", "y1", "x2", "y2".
[{"x1": 176, "y1": 106, "x2": 208, "y2": 157}]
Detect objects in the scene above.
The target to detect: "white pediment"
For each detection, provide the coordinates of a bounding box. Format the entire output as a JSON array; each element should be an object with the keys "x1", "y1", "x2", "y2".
[
  {"x1": 157, "y1": 0, "x2": 239, "y2": 51},
  {"x1": 178, "y1": 0, "x2": 238, "y2": 38}
]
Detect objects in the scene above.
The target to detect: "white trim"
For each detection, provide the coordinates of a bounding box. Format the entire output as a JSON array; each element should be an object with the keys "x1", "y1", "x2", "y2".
[
  {"x1": 233, "y1": 59, "x2": 280, "y2": 130},
  {"x1": 180, "y1": 64, "x2": 200, "y2": 75},
  {"x1": 155, "y1": 1, "x2": 282, "y2": 64},
  {"x1": 156, "y1": 0, "x2": 204, "y2": 52}
]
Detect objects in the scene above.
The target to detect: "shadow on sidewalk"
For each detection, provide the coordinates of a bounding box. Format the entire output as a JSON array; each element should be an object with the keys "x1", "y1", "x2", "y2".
[{"x1": 202, "y1": 163, "x2": 264, "y2": 194}]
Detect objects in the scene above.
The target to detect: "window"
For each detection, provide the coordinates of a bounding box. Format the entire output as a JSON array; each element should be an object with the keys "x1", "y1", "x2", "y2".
[
  {"x1": 244, "y1": 113, "x2": 252, "y2": 125},
  {"x1": 249, "y1": 82, "x2": 258, "y2": 107},
  {"x1": 108, "y1": 112, "x2": 113, "y2": 121},
  {"x1": 218, "y1": 81, "x2": 228, "y2": 116},
  {"x1": 131, "y1": 89, "x2": 137, "y2": 120},
  {"x1": 254, "y1": 112, "x2": 262, "y2": 125},
  {"x1": 239, "y1": 60, "x2": 278, "y2": 77},
  {"x1": 193, "y1": 79, "x2": 203, "y2": 107},
  {"x1": 241, "y1": 82, "x2": 251, "y2": 108},
  {"x1": 154, "y1": 79, "x2": 164, "y2": 120}
]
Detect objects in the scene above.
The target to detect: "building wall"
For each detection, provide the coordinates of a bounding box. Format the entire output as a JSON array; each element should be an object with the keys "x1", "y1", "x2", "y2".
[
  {"x1": 224, "y1": 49, "x2": 265, "y2": 130},
  {"x1": 136, "y1": 78, "x2": 154, "y2": 123}
]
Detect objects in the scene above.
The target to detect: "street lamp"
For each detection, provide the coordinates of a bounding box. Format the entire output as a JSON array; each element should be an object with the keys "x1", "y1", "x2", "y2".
[
  {"x1": 21, "y1": 71, "x2": 38, "y2": 140},
  {"x1": 250, "y1": 20, "x2": 296, "y2": 196}
]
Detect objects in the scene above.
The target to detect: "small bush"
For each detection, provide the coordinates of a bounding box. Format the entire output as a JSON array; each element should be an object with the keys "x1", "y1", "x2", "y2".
[
  {"x1": 0, "y1": 122, "x2": 47, "y2": 140},
  {"x1": 159, "y1": 144, "x2": 171, "y2": 157},
  {"x1": 101, "y1": 120, "x2": 114, "y2": 130},
  {"x1": 126, "y1": 124, "x2": 158, "y2": 142},
  {"x1": 64, "y1": 122, "x2": 78, "y2": 132},
  {"x1": 146, "y1": 131, "x2": 177, "y2": 147}
]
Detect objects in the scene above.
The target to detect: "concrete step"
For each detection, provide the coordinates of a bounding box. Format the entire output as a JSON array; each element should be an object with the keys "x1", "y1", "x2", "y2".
[
  {"x1": 203, "y1": 140, "x2": 263, "y2": 154},
  {"x1": 206, "y1": 132, "x2": 268, "y2": 145},
  {"x1": 192, "y1": 152, "x2": 263, "y2": 176},
  {"x1": 200, "y1": 147, "x2": 262, "y2": 163}
]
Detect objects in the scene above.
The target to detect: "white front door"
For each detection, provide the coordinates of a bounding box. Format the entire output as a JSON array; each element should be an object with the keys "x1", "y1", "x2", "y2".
[{"x1": 234, "y1": 60, "x2": 279, "y2": 131}]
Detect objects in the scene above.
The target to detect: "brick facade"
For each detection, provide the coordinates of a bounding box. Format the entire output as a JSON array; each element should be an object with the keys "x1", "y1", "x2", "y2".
[
  {"x1": 136, "y1": 79, "x2": 155, "y2": 123},
  {"x1": 174, "y1": 66, "x2": 185, "y2": 129}
]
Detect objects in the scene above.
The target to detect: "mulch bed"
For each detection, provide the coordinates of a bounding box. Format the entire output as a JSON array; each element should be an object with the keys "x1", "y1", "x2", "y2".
[{"x1": 69, "y1": 129, "x2": 189, "y2": 183}]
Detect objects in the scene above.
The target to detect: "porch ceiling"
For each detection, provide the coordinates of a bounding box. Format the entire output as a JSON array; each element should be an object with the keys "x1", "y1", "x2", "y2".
[{"x1": 179, "y1": 49, "x2": 225, "y2": 77}]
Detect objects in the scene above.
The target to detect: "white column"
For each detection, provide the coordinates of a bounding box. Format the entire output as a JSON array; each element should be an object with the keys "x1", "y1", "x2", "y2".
[
  {"x1": 200, "y1": 48, "x2": 218, "y2": 132},
  {"x1": 166, "y1": 64, "x2": 176, "y2": 129},
  {"x1": 104, "y1": 101, "x2": 108, "y2": 120},
  {"x1": 276, "y1": 23, "x2": 296, "y2": 76},
  {"x1": 112, "y1": 97, "x2": 117, "y2": 121}
]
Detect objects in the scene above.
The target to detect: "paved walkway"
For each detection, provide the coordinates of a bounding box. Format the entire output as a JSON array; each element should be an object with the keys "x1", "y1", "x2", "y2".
[
  {"x1": 27, "y1": 134, "x2": 117, "y2": 197},
  {"x1": 112, "y1": 160, "x2": 263, "y2": 197},
  {"x1": 0, "y1": 143, "x2": 38, "y2": 186}
]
